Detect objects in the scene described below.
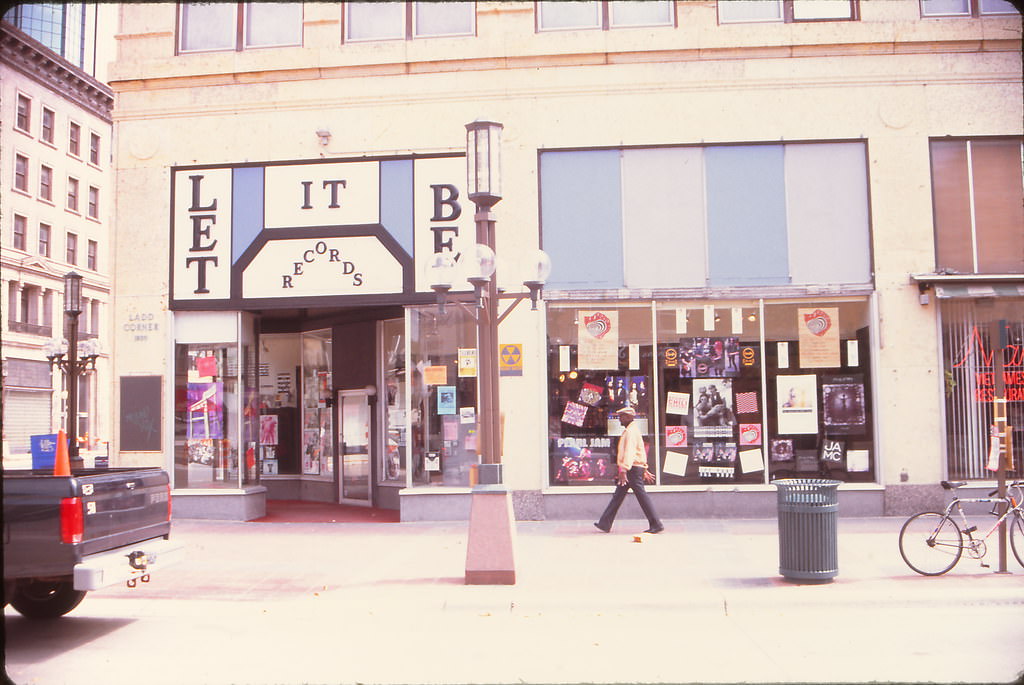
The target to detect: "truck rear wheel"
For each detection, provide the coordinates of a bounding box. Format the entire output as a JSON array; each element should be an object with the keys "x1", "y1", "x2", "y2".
[{"x1": 10, "y1": 579, "x2": 87, "y2": 619}]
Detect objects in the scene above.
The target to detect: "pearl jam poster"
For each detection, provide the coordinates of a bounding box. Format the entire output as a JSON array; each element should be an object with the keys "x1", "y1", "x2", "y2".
[
  {"x1": 578, "y1": 310, "x2": 619, "y2": 369},
  {"x1": 551, "y1": 436, "x2": 615, "y2": 484},
  {"x1": 822, "y1": 375, "x2": 867, "y2": 435}
]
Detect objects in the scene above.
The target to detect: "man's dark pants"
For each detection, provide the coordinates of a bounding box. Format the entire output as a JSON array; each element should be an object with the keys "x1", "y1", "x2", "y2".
[{"x1": 596, "y1": 465, "x2": 663, "y2": 531}]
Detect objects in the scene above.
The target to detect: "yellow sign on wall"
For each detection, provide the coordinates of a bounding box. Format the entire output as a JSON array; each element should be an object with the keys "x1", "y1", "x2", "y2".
[{"x1": 499, "y1": 344, "x2": 523, "y2": 376}]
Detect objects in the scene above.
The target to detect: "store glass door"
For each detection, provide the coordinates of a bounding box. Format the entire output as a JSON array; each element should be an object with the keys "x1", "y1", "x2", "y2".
[{"x1": 338, "y1": 389, "x2": 372, "y2": 505}]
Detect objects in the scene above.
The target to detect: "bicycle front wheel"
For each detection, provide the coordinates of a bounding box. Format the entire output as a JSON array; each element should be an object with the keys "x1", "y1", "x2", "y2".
[
  {"x1": 899, "y1": 512, "x2": 963, "y2": 576},
  {"x1": 1010, "y1": 511, "x2": 1024, "y2": 570}
]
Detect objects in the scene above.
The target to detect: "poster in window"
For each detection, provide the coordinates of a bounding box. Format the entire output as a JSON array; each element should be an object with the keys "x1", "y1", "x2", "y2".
[
  {"x1": 437, "y1": 386, "x2": 457, "y2": 415},
  {"x1": 604, "y1": 374, "x2": 648, "y2": 413},
  {"x1": 776, "y1": 374, "x2": 818, "y2": 435},
  {"x1": 679, "y1": 337, "x2": 741, "y2": 378},
  {"x1": 821, "y1": 375, "x2": 866, "y2": 435},
  {"x1": 797, "y1": 307, "x2": 840, "y2": 368},
  {"x1": 665, "y1": 425, "x2": 688, "y2": 448},
  {"x1": 735, "y1": 391, "x2": 759, "y2": 415},
  {"x1": 738, "y1": 423, "x2": 761, "y2": 446},
  {"x1": 666, "y1": 391, "x2": 690, "y2": 415},
  {"x1": 424, "y1": 365, "x2": 448, "y2": 385},
  {"x1": 186, "y1": 382, "x2": 224, "y2": 439},
  {"x1": 578, "y1": 310, "x2": 618, "y2": 369},
  {"x1": 302, "y1": 429, "x2": 321, "y2": 475},
  {"x1": 552, "y1": 437, "x2": 614, "y2": 483},
  {"x1": 820, "y1": 439, "x2": 845, "y2": 466},
  {"x1": 795, "y1": 450, "x2": 820, "y2": 472},
  {"x1": 578, "y1": 382, "x2": 603, "y2": 407},
  {"x1": 458, "y1": 348, "x2": 477, "y2": 378},
  {"x1": 692, "y1": 379, "x2": 736, "y2": 438},
  {"x1": 187, "y1": 439, "x2": 215, "y2": 465},
  {"x1": 196, "y1": 354, "x2": 218, "y2": 378},
  {"x1": 847, "y1": 449, "x2": 870, "y2": 473},
  {"x1": 739, "y1": 448, "x2": 764, "y2": 474},
  {"x1": 770, "y1": 438, "x2": 794, "y2": 462},
  {"x1": 697, "y1": 441, "x2": 736, "y2": 479},
  {"x1": 663, "y1": 450, "x2": 688, "y2": 477},
  {"x1": 561, "y1": 401, "x2": 588, "y2": 427},
  {"x1": 259, "y1": 414, "x2": 279, "y2": 446}
]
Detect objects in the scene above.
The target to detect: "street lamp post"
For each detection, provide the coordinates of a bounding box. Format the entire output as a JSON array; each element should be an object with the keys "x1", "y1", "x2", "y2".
[
  {"x1": 44, "y1": 272, "x2": 98, "y2": 471},
  {"x1": 429, "y1": 120, "x2": 551, "y2": 584}
]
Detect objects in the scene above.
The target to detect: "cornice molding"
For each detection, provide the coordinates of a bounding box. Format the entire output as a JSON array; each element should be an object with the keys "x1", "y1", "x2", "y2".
[{"x1": 1, "y1": 21, "x2": 113, "y2": 123}]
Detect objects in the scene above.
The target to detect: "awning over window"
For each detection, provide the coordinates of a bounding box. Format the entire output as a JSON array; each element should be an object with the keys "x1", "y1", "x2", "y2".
[{"x1": 933, "y1": 283, "x2": 1024, "y2": 299}]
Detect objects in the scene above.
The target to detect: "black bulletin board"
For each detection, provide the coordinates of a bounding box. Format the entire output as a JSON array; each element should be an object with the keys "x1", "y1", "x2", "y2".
[{"x1": 120, "y1": 376, "x2": 162, "y2": 451}]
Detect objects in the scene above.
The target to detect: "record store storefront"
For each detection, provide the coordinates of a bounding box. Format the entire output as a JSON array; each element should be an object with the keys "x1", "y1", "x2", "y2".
[{"x1": 165, "y1": 141, "x2": 888, "y2": 520}]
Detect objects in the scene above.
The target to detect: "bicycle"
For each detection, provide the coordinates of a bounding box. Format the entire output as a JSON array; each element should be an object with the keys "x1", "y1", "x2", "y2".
[{"x1": 898, "y1": 480, "x2": 1024, "y2": 576}]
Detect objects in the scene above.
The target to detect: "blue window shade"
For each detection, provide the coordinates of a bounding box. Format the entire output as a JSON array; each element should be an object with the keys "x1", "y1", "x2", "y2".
[
  {"x1": 705, "y1": 145, "x2": 790, "y2": 285},
  {"x1": 380, "y1": 159, "x2": 414, "y2": 258},
  {"x1": 540, "y1": 150, "x2": 624, "y2": 289},
  {"x1": 232, "y1": 166, "x2": 265, "y2": 264}
]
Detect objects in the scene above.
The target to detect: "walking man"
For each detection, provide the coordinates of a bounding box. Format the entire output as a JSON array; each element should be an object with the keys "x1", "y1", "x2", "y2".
[{"x1": 594, "y1": 406, "x2": 664, "y2": 534}]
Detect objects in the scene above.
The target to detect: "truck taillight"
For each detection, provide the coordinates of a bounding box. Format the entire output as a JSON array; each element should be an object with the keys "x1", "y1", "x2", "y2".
[
  {"x1": 166, "y1": 484, "x2": 172, "y2": 521},
  {"x1": 60, "y1": 497, "x2": 84, "y2": 544}
]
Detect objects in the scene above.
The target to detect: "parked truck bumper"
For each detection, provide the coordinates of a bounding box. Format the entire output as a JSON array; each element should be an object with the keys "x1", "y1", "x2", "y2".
[{"x1": 73, "y1": 538, "x2": 185, "y2": 591}]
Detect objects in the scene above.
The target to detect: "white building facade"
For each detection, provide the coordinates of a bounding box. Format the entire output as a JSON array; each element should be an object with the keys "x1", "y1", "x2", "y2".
[{"x1": 105, "y1": 1, "x2": 1022, "y2": 520}]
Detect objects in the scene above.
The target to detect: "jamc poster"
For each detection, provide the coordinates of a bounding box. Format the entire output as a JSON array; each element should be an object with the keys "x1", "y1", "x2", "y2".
[
  {"x1": 578, "y1": 310, "x2": 619, "y2": 369},
  {"x1": 822, "y1": 375, "x2": 867, "y2": 435},
  {"x1": 797, "y1": 307, "x2": 840, "y2": 368},
  {"x1": 776, "y1": 374, "x2": 819, "y2": 434}
]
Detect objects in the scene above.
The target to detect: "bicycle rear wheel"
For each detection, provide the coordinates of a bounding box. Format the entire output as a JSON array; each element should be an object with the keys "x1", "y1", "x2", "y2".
[
  {"x1": 1010, "y1": 511, "x2": 1024, "y2": 570},
  {"x1": 899, "y1": 512, "x2": 963, "y2": 576}
]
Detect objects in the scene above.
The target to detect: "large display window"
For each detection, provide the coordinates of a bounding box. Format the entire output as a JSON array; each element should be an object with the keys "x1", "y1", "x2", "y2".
[
  {"x1": 301, "y1": 330, "x2": 334, "y2": 479},
  {"x1": 546, "y1": 298, "x2": 876, "y2": 487},
  {"x1": 406, "y1": 305, "x2": 480, "y2": 487}
]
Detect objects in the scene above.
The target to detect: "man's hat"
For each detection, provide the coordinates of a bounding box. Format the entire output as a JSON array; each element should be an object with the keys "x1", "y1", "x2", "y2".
[{"x1": 616, "y1": 406, "x2": 636, "y2": 416}]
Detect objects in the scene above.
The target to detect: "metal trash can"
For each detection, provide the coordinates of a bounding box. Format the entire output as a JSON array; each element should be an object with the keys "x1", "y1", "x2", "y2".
[{"x1": 773, "y1": 478, "x2": 841, "y2": 583}]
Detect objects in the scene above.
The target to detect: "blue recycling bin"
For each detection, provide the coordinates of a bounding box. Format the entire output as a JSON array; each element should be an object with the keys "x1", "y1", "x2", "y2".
[{"x1": 30, "y1": 433, "x2": 59, "y2": 470}]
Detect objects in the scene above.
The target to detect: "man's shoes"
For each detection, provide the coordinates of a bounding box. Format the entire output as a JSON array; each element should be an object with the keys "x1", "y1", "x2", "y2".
[
  {"x1": 594, "y1": 522, "x2": 611, "y2": 533},
  {"x1": 644, "y1": 525, "x2": 665, "y2": 534}
]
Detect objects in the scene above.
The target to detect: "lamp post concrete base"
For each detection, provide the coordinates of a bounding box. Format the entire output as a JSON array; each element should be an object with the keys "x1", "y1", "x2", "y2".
[{"x1": 464, "y1": 485, "x2": 517, "y2": 585}]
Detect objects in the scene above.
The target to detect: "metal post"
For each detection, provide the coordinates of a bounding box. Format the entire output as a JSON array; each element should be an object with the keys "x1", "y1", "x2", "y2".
[
  {"x1": 477, "y1": 208, "x2": 499, "y2": 469},
  {"x1": 65, "y1": 310, "x2": 84, "y2": 471},
  {"x1": 993, "y1": 319, "x2": 1008, "y2": 573}
]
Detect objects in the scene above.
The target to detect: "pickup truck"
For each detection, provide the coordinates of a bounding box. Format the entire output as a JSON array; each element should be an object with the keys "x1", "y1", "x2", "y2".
[{"x1": 3, "y1": 468, "x2": 184, "y2": 618}]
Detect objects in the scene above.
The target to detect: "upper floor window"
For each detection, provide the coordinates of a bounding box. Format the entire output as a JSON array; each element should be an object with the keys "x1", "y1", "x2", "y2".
[
  {"x1": 89, "y1": 133, "x2": 101, "y2": 166},
  {"x1": 921, "y1": 0, "x2": 1019, "y2": 16},
  {"x1": 345, "y1": 2, "x2": 475, "y2": 41},
  {"x1": 718, "y1": 0, "x2": 858, "y2": 23},
  {"x1": 69, "y1": 121, "x2": 81, "y2": 157},
  {"x1": 87, "y1": 239, "x2": 98, "y2": 270},
  {"x1": 66, "y1": 231, "x2": 78, "y2": 265},
  {"x1": 41, "y1": 107, "x2": 55, "y2": 144},
  {"x1": 930, "y1": 137, "x2": 1024, "y2": 274},
  {"x1": 14, "y1": 154, "x2": 29, "y2": 192},
  {"x1": 40, "y1": 164, "x2": 53, "y2": 201},
  {"x1": 67, "y1": 176, "x2": 80, "y2": 212},
  {"x1": 537, "y1": 1, "x2": 674, "y2": 31},
  {"x1": 179, "y1": 2, "x2": 302, "y2": 53},
  {"x1": 16, "y1": 94, "x2": 31, "y2": 133},
  {"x1": 88, "y1": 186, "x2": 100, "y2": 219},
  {"x1": 13, "y1": 214, "x2": 28, "y2": 251},
  {"x1": 39, "y1": 223, "x2": 51, "y2": 257}
]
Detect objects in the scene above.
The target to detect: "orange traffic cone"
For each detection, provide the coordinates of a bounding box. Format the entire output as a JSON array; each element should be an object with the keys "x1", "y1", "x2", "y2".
[{"x1": 53, "y1": 429, "x2": 71, "y2": 476}]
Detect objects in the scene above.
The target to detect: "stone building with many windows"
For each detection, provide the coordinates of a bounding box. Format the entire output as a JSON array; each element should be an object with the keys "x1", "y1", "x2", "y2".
[
  {"x1": 102, "y1": 1, "x2": 1021, "y2": 520},
  {"x1": 1, "y1": 11, "x2": 116, "y2": 466}
]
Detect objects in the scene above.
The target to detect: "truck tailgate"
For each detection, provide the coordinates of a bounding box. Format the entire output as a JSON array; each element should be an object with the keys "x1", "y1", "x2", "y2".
[{"x1": 78, "y1": 468, "x2": 171, "y2": 557}]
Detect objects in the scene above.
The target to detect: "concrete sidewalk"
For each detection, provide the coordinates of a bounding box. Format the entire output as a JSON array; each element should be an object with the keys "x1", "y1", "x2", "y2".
[{"x1": 94, "y1": 515, "x2": 1024, "y2": 614}]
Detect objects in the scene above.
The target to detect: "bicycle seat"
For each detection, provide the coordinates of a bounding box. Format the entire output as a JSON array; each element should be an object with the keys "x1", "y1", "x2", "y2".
[{"x1": 941, "y1": 480, "x2": 966, "y2": 490}]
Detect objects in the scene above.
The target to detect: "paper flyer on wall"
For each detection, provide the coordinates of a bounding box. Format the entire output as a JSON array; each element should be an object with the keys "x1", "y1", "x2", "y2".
[
  {"x1": 437, "y1": 386, "x2": 456, "y2": 415},
  {"x1": 776, "y1": 374, "x2": 818, "y2": 434},
  {"x1": 458, "y1": 348, "x2": 478, "y2": 377},
  {"x1": 666, "y1": 391, "x2": 690, "y2": 415},
  {"x1": 739, "y1": 448, "x2": 764, "y2": 474},
  {"x1": 797, "y1": 307, "x2": 840, "y2": 368},
  {"x1": 578, "y1": 310, "x2": 619, "y2": 369},
  {"x1": 663, "y1": 450, "x2": 688, "y2": 477}
]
